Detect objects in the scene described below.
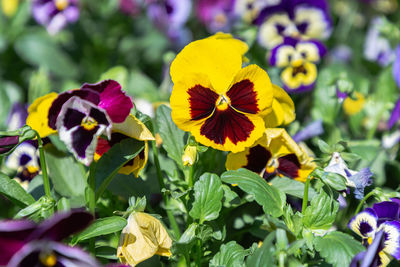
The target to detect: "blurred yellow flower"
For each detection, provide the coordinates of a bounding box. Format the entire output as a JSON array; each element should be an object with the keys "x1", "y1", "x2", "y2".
[
  {"x1": 343, "y1": 92, "x2": 365, "y2": 116},
  {"x1": 117, "y1": 212, "x2": 172, "y2": 266},
  {"x1": 26, "y1": 93, "x2": 58, "y2": 137},
  {"x1": 1, "y1": 0, "x2": 18, "y2": 17}
]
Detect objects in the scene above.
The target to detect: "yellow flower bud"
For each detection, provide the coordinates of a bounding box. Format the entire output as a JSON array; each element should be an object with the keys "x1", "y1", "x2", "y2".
[
  {"x1": 182, "y1": 145, "x2": 197, "y2": 166},
  {"x1": 1, "y1": 0, "x2": 18, "y2": 17},
  {"x1": 343, "y1": 92, "x2": 365, "y2": 116}
]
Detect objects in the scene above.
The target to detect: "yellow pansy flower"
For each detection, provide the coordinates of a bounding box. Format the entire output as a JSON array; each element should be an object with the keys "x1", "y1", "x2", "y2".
[
  {"x1": 226, "y1": 128, "x2": 315, "y2": 182},
  {"x1": 117, "y1": 212, "x2": 172, "y2": 266},
  {"x1": 343, "y1": 92, "x2": 365, "y2": 116},
  {"x1": 1, "y1": 0, "x2": 18, "y2": 17}
]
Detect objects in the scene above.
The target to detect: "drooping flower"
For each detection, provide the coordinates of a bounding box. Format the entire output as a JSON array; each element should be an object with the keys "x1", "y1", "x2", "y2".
[
  {"x1": 182, "y1": 144, "x2": 197, "y2": 166},
  {"x1": 32, "y1": 0, "x2": 80, "y2": 35},
  {"x1": 324, "y1": 152, "x2": 373, "y2": 199},
  {"x1": 348, "y1": 201, "x2": 400, "y2": 266},
  {"x1": 195, "y1": 0, "x2": 235, "y2": 33},
  {"x1": 7, "y1": 103, "x2": 28, "y2": 131},
  {"x1": 226, "y1": 128, "x2": 316, "y2": 182},
  {"x1": 170, "y1": 34, "x2": 275, "y2": 152},
  {"x1": 255, "y1": 0, "x2": 332, "y2": 49},
  {"x1": 94, "y1": 115, "x2": 155, "y2": 177},
  {"x1": 0, "y1": 210, "x2": 94, "y2": 266},
  {"x1": 117, "y1": 212, "x2": 172, "y2": 266},
  {"x1": 269, "y1": 37, "x2": 326, "y2": 93}
]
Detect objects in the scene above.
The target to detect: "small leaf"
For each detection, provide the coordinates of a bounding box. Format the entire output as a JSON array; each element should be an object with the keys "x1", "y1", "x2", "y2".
[
  {"x1": 0, "y1": 172, "x2": 35, "y2": 207},
  {"x1": 71, "y1": 216, "x2": 127, "y2": 245},
  {"x1": 221, "y1": 169, "x2": 285, "y2": 217},
  {"x1": 317, "y1": 139, "x2": 332, "y2": 154},
  {"x1": 155, "y1": 105, "x2": 185, "y2": 168},
  {"x1": 321, "y1": 172, "x2": 347, "y2": 191},
  {"x1": 271, "y1": 177, "x2": 316, "y2": 199},
  {"x1": 189, "y1": 173, "x2": 224, "y2": 223},
  {"x1": 246, "y1": 232, "x2": 276, "y2": 267},
  {"x1": 210, "y1": 241, "x2": 248, "y2": 267},
  {"x1": 172, "y1": 223, "x2": 198, "y2": 256},
  {"x1": 95, "y1": 246, "x2": 118, "y2": 260},
  {"x1": 314, "y1": 231, "x2": 365, "y2": 267}
]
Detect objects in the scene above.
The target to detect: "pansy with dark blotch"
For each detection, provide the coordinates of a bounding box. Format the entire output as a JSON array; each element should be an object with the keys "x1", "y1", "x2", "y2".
[
  {"x1": 255, "y1": 0, "x2": 332, "y2": 49},
  {"x1": 48, "y1": 80, "x2": 133, "y2": 166},
  {"x1": 196, "y1": 0, "x2": 235, "y2": 33},
  {"x1": 226, "y1": 128, "x2": 316, "y2": 182},
  {"x1": 0, "y1": 210, "x2": 95, "y2": 266},
  {"x1": 269, "y1": 37, "x2": 326, "y2": 93},
  {"x1": 32, "y1": 0, "x2": 79, "y2": 35},
  {"x1": 348, "y1": 201, "x2": 400, "y2": 267}
]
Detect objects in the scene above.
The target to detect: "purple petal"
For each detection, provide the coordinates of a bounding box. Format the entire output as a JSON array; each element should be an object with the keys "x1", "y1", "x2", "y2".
[
  {"x1": 29, "y1": 210, "x2": 93, "y2": 242},
  {"x1": 269, "y1": 43, "x2": 287, "y2": 66},
  {"x1": 306, "y1": 40, "x2": 327, "y2": 58},
  {"x1": 348, "y1": 168, "x2": 373, "y2": 200},
  {"x1": 388, "y1": 98, "x2": 400, "y2": 129},
  {"x1": 292, "y1": 120, "x2": 323, "y2": 142},
  {"x1": 283, "y1": 82, "x2": 315, "y2": 93},
  {"x1": 336, "y1": 87, "x2": 348, "y2": 99},
  {"x1": 0, "y1": 238, "x2": 27, "y2": 266},
  {"x1": 350, "y1": 230, "x2": 383, "y2": 267},
  {"x1": 81, "y1": 80, "x2": 133, "y2": 123},
  {"x1": 373, "y1": 201, "x2": 400, "y2": 224},
  {"x1": 7, "y1": 103, "x2": 28, "y2": 131},
  {"x1": 348, "y1": 208, "x2": 378, "y2": 238},
  {"x1": 64, "y1": 6, "x2": 80, "y2": 22},
  {"x1": 0, "y1": 136, "x2": 19, "y2": 154},
  {"x1": 47, "y1": 13, "x2": 68, "y2": 35},
  {"x1": 392, "y1": 45, "x2": 400, "y2": 88}
]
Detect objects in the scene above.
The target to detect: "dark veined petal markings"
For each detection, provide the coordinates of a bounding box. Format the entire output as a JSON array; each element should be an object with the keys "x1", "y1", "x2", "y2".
[
  {"x1": 244, "y1": 145, "x2": 271, "y2": 173},
  {"x1": 227, "y1": 79, "x2": 259, "y2": 114},
  {"x1": 188, "y1": 85, "x2": 219, "y2": 121}
]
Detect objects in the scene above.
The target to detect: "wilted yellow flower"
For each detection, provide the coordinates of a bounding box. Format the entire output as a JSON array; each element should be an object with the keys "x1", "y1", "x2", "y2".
[
  {"x1": 117, "y1": 212, "x2": 172, "y2": 266},
  {"x1": 182, "y1": 145, "x2": 197, "y2": 166},
  {"x1": 26, "y1": 93, "x2": 58, "y2": 137}
]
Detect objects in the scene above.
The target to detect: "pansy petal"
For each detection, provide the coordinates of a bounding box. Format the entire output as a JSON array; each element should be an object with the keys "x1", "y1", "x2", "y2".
[
  {"x1": 27, "y1": 93, "x2": 58, "y2": 137},
  {"x1": 227, "y1": 64, "x2": 274, "y2": 116},
  {"x1": 113, "y1": 114, "x2": 155, "y2": 141},
  {"x1": 388, "y1": 98, "x2": 400, "y2": 129},
  {"x1": 265, "y1": 84, "x2": 295, "y2": 127},
  {"x1": 269, "y1": 43, "x2": 295, "y2": 67},
  {"x1": 292, "y1": 120, "x2": 323, "y2": 143},
  {"x1": 382, "y1": 221, "x2": 400, "y2": 260},
  {"x1": 294, "y1": 6, "x2": 332, "y2": 40},
  {"x1": 348, "y1": 168, "x2": 373, "y2": 200},
  {"x1": 81, "y1": 80, "x2": 133, "y2": 123},
  {"x1": 343, "y1": 92, "x2": 365, "y2": 116},
  {"x1": 296, "y1": 40, "x2": 326, "y2": 62},
  {"x1": 373, "y1": 201, "x2": 400, "y2": 224},
  {"x1": 348, "y1": 208, "x2": 378, "y2": 239},
  {"x1": 170, "y1": 35, "x2": 245, "y2": 94},
  {"x1": 119, "y1": 141, "x2": 148, "y2": 177}
]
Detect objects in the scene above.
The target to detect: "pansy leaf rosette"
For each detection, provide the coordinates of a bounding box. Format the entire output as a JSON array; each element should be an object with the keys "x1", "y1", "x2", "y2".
[
  {"x1": 47, "y1": 80, "x2": 133, "y2": 166},
  {"x1": 170, "y1": 33, "x2": 288, "y2": 152},
  {"x1": 269, "y1": 37, "x2": 326, "y2": 93},
  {"x1": 348, "y1": 201, "x2": 400, "y2": 266}
]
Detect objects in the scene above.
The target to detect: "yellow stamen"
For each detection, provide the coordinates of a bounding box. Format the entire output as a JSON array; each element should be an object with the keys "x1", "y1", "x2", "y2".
[
  {"x1": 266, "y1": 158, "x2": 279, "y2": 173},
  {"x1": 55, "y1": 0, "x2": 69, "y2": 11},
  {"x1": 39, "y1": 251, "x2": 57, "y2": 267},
  {"x1": 265, "y1": 165, "x2": 276, "y2": 173},
  {"x1": 81, "y1": 117, "x2": 98, "y2": 131},
  {"x1": 367, "y1": 237, "x2": 373, "y2": 245},
  {"x1": 216, "y1": 95, "x2": 230, "y2": 111},
  {"x1": 27, "y1": 165, "x2": 39, "y2": 174}
]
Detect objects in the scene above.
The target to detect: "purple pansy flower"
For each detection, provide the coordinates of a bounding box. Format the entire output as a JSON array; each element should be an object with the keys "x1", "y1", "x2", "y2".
[
  {"x1": 7, "y1": 103, "x2": 28, "y2": 131},
  {"x1": 195, "y1": 0, "x2": 235, "y2": 33},
  {"x1": 269, "y1": 37, "x2": 326, "y2": 93},
  {"x1": 146, "y1": 0, "x2": 192, "y2": 47},
  {"x1": 255, "y1": 0, "x2": 332, "y2": 49},
  {"x1": 234, "y1": 0, "x2": 277, "y2": 23},
  {"x1": 119, "y1": 0, "x2": 141, "y2": 16},
  {"x1": 48, "y1": 80, "x2": 133, "y2": 166},
  {"x1": 32, "y1": 0, "x2": 80, "y2": 35},
  {"x1": 292, "y1": 119, "x2": 323, "y2": 143},
  {"x1": 392, "y1": 45, "x2": 400, "y2": 88},
  {"x1": 0, "y1": 135, "x2": 20, "y2": 154},
  {"x1": 0, "y1": 210, "x2": 95, "y2": 266},
  {"x1": 388, "y1": 98, "x2": 400, "y2": 130},
  {"x1": 348, "y1": 200, "x2": 400, "y2": 266}
]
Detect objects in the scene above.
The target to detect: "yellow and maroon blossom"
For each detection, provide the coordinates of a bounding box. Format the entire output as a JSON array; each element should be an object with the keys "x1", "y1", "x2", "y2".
[
  {"x1": 269, "y1": 37, "x2": 326, "y2": 93},
  {"x1": 226, "y1": 128, "x2": 315, "y2": 182},
  {"x1": 170, "y1": 34, "x2": 275, "y2": 152},
  {"x1": 26, "y1": 92, "x2": 58, "y2": 138},
  {"x1": 94, "y1": 115, "x2": 155, "y2": 177}
]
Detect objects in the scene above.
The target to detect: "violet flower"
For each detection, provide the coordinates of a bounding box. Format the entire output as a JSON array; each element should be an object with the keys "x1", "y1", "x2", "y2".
[
  {"x1": 119, "y1": 0, "x2": 141, "y2": 16},
  {"x1": 392, "y1": 45, "x2": 400, "y2": 88},
  {"x1": 269, "y1": 37, "x2": 326, "y2": 93},
  {"x1": 0, "y1": 210, "x2": 95, "y2": 266},
  {"x1": 292, "y1": 120, "x2": 323, "y2": 143},
  {"x1": 47, "y1": 80, "x2": 133, "y2": 166},
  {"x1": 7, "y1": 103, "x2": 28, "y2": 131},
  {"x1": 32, "y1": 0, "x2": 80, "y2": 35},
  {"x1": 255, "y1": 0, "x2": 332, "y2": 49},
  {"x1": 195, "y1": 0, "x2": 235, "y2": 33},
  {"x1": 0, "y1": 135, "x2": 19, "y2": 154}
]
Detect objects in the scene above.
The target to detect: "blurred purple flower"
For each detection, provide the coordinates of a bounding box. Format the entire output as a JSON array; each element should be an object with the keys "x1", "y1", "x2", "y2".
[
  {"x1": 234, "y1": 0, "x2": 277, "y2": 23},
  {"x1": 32, "y1": 0, "x2": 80, "y2": 35},
  {"x1": 388, "y1": 98, "x2": 400, "y2": 129},
  {"x1": 392, "y1": 45, "x2": 400, "y2": 87},
  {"x1": 7, "y1": 103, "x2": 28, "y2": 131},
  {"x1": 0, "y1": 210, "x2": 95, "y2": 266},
  {"x1": 119, "y1": 0, "x2": 141, "y2": 16},
  {"x1": 146, "y1": 0, "x2": 192, "y2": 47},
  {"x1": 255, "y1": 0, "x2": 332, "y2": 49},
  {"x1": 195, "y1": 0, "x2": 235, "y2": 33},
  {"x1": 292, "y1": 120, "x2": 323, "y2": 142},
  {"x1": 5, "y1": 140, "x2": 40, "y2": 182},
  {"x1": 364, "y1": 17, "x2": 395, "y2": 67}
]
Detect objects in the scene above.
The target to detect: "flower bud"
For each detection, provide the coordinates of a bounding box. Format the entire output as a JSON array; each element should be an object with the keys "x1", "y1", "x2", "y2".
[{"x1": 182, "y1": 145, "x2": 197, "y2": 166}]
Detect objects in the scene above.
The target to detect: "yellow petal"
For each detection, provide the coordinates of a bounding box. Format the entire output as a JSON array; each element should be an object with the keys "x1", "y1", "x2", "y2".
[
  {"x1": 264, "y1": 84, "x2": 295, "y2": 127},
  {"x1": 207, "y1": 32, "x2": 249, "y2": 57},
  {"x1": 119, "y1": 141, "x2": 149, "y2": 177},
  {"x1": 26, "y1": 93, "x2": 58, "y2": 137},
  {"x1": 113, "y1": 114, "x2": 155, "y2": 141},
  {"x1": 170, "y1": 34, "x2": 245, "y2": 94},
  {"x1": 182, "y1": 145, "x2": 197, "y2": 166},
  {"x1": 1, "y1": 0, "x2": 18, "y2": 17},
  {"x1": 117, "y1": 212, "x2": 172, "y2": 267},
  {"x1": 343, "y1": 92, "x2": 365, "y2": 116}
]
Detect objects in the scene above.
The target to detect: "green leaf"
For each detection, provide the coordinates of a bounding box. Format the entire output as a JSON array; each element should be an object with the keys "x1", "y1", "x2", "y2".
[
  {"x1": 302, "y1": 190, "x2": 339, "y2": 232},
  {"x1": 0, "y1": 172, "x2": 35, "y2": 207},
  {"x1": 155, "y1": 105, "x2": 185, "y2": 168},
  {"x1": 71, "y1": 216, "x2": 127, "y2": 245},
  {"x1": 172, "y1": 223, "x2": 198, "y2": 256},
  {"x1": 95, "y1": 246, "x2": 118, "y2": 260},
  {"x1": 246, "y1": 232, "x2": 276, "y2": 267},
  {"x1": 270, "y1": 177, "x2": 316, "y2": 199},
  {"x1": 45, "y1": 151, "x2": 86, "y2": 198},
  {"x1": 221, "y1": 169, "x2": 285, "y2": 217},
  {"x1": 314, "y1": 231, "x2": 365, "y2": 267},
  {"x1": 14, "y1": 31, "x2": 78, "y2": 78},
  {"x1": 189, "y1": 173, "x2": 224, "y2": 223},
  {"x1": 94, "y1": 138, "x2": 144, "y2": 200},
  {"x1": 210, "y1": 241, "x2": 248, "y2": 267},
  {"x1": 321, "y1": 172, "x2": 347, "y2": 191},
  {"x1": 317, "y1": 139, "x2": 331, "y2": 154}
]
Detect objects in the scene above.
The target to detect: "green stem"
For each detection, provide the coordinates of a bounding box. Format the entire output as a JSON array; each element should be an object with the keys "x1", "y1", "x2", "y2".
[
  {"x1": 88, "y1": 162, "x2": 96, "y2": 215},
  {"x1": 196, "y1": 239, "x2": 202, "y2": 267},
  {"x1": 302, "y1": 176, "x2": 311, "y2": 213},
  {"x1": 278, "y1": 252, "x2": 285, "y2": 267},
  {"x1": 188, "y1": 164, "x2": 194, "y2": 188},
  {"x1": 151, "y1": 140, "x2": 181, "y2": 238},
  {"x1": 355, "y1": 190, "x2": 375, "y2": 215},
  {"x1": 34, "y1": 131, "x2": 51, "y2": 198}
]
